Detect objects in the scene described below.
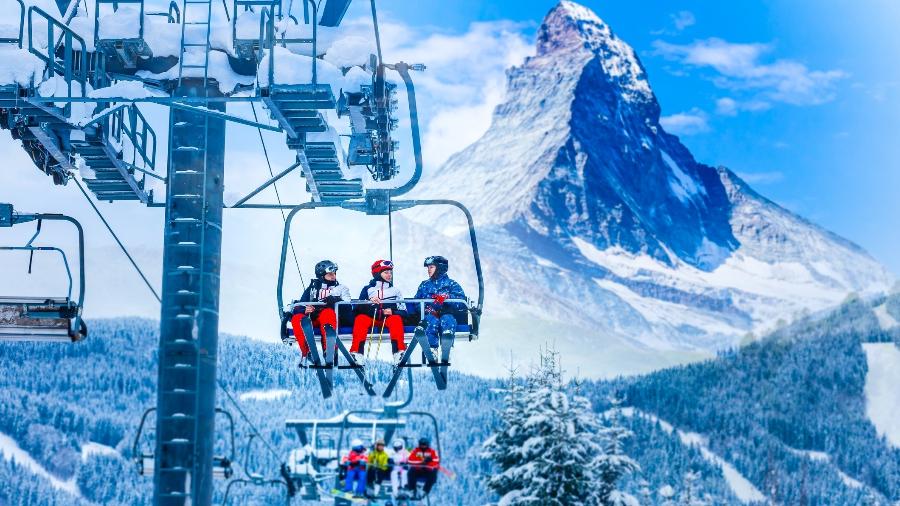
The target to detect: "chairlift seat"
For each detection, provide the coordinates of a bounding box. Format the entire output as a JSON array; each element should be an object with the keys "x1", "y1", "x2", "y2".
[{"x1": 0, "y1": 296, "x2": 85, "y2": 342}]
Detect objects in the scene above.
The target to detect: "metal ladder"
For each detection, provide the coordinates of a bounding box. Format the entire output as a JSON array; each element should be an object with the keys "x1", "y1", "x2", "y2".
[{"x1": 177, "y1": 0, "x2": 213, "y2": 87}]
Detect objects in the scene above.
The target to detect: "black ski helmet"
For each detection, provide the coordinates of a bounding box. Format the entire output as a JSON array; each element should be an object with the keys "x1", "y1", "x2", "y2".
[
  {"x1": 314, "y1": 260, "x2": 338, "y2": 279},
  {"x1": 418, "y1": 437, "x2": 430, "y2": 447},
  {"x1": 423, "y1": 256, "x2": 448, "y2": 276}
]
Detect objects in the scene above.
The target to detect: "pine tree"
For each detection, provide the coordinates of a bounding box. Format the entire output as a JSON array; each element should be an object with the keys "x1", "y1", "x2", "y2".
[
  {"x1": 596, "y1": 397, "x2": 640, "y2": 505},
  {"x1": 483, "y1": 350, "x2": 639, "y2": 505}
]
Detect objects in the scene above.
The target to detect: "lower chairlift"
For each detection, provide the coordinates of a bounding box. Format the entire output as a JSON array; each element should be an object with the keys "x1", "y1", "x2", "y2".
[
  {"x1": 276, "y1": 199, "x2": 485, "y2": 400},
  {"x1": 132, "y1": 407, "x2": 235, "y2": 480},
  {"x1": 0, "y1": 203, "x2": 87, "y2": 342},
  {"x1": 284, "y1": 395, "x2": 442, "y2": 505}
]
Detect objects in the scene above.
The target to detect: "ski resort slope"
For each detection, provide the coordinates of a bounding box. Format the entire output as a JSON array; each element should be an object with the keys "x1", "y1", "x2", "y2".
[
  {"x1": 0, "y1": 432, "x2": 81, "y2": 498},
  {"x1": 863, "y1": 342, "x2": 900, "y2": 448},
  {"x1": 615, "y1": 408, "x2": 765, "y2": 504}
]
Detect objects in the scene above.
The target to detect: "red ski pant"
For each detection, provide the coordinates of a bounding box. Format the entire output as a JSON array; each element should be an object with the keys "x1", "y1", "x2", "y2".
[
  {"x1": 351, "y1": 314, "x2": 406, "y2": 354},
  {"x1": 291, "y1": 308, "x2": 337, "y2": 357}
]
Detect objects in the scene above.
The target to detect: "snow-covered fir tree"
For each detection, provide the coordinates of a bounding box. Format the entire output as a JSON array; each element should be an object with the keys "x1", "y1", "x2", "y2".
[
  {"x1": 482, "y1": 350, "x2": 638, "y2": 505},
  {"x1": 597, "y1": 398, "x2": 640, "y2": 505}
]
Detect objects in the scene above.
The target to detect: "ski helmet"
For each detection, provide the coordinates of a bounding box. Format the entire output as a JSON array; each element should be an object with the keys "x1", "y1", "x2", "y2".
[
  {"x1": 392, "y1": 439, "x2": 405, "y2": 450},
  {"x1": 315, "y1": 260, "x2": 338, "y2": 279},
  {"x1": 417, "y1": 437, "x2": 430, "y2": 447},
  {"x1": 350, "y1": 438, "x2": 364, "y2": 451},
  {"x1": 423, "y1": 256, "x2": 448, "y2": 276},
  {"x1": 371, "y1": 259, "x2": 394, "y2": 276}
]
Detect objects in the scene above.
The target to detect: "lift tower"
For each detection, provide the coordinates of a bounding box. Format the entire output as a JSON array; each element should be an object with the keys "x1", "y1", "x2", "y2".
[{"x1": 154, "y1": 81, "x2": 227, "y2": 504}]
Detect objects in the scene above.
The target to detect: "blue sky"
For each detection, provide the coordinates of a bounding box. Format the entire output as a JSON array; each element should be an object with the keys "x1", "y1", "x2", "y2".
[
  {"x1": 1, "y1": 1, "x2": 898, "y2": 340},
  {"x1": 373, "y1": 0, "x2": 900, "y2": 274}
]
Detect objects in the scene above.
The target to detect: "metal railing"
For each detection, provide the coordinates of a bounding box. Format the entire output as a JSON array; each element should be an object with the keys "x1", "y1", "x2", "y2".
[
  {"x1": 250, "y1": 0, "x2": 318, "y2": 87},
  {"x1": 27, "y1": 7, "x2": 88, "y2": 115},
  {"x1": 0, "y1": 0, "x2": 25, "y2": 47},
  {"x1": 284, "y1": 298, "x2": 476, "y2": 340},
  {"x1": 93, "y1": 0, "x2": 145, "y2": 44},
  {"x1": 112, "y1": 104, "x2": 158, "y2": 172}
]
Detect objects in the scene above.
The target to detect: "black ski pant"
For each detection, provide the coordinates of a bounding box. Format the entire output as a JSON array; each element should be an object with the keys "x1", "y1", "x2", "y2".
[
  {"x1": 406, "y1": 468, "x2": 437, "y2": 494},
  {"x1": 367, "y1": 467, "x2": 390, "y2": 486}
]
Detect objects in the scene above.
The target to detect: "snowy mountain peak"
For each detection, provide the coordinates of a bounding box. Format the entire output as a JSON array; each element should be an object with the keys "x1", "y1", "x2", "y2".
[
  {"x1": 409, "y1": 1, "x2": 894, "y2": 361},
  {"x1": 538, "y1": 1, "x2": 653, "y2": 102}
]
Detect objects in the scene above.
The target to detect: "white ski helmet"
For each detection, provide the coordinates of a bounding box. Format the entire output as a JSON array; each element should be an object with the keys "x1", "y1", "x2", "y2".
[
  {"x1": 392, "y1": 439, "x2": 405, "y2": 450},
  {"x1": 350, "y1": 438, "x2": 364, "y2": 449}
]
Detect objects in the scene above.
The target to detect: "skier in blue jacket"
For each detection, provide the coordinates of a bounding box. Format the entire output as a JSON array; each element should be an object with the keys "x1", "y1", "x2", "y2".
[{"x1": 413, "y1": 256, "x2": 467, "y2": 352}]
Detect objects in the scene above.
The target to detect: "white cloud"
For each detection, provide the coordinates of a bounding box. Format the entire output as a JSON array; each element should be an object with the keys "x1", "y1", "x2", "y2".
[
  {"x1": 672, "y1": 11, "x2": 696, "y2": 31},
  {"x1": 735, "y1": 170, "x2": 784, "y2": 185},
  {"x1": 338, "y1": 12, "x2": 534, "y2": 172},
  {"x1": 715, "y1": 96, "x2": 771, "y2": 115},
  {"x1": 660, "y1": 108, "x2": 709, "y2": 135},
  {"x1": 653, "y1": 38, "x2": 847, "y2": 106}
]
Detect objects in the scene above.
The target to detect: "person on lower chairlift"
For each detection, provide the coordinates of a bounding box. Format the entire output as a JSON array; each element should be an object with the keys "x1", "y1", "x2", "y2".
[
  {"x1": 366, "y1": 439, "x2": 391, "y2": 495},
  {"x1": 406, "y1": 437, "x2": 440, "y2": 496},
  {"x1": 350, "y1": 259, "x2": 408, "y2": 366},
  {"x1": 341, "y1": 439, "x2": 368, "y2": 497},
  {"x1": 414, "y1": 256, "x2": 466, "y2": 356},
  {"x1": 290, "y1": 260, "x2": 351, "y2": 368},
  {"x1": 389, "y1": 438, "x2": 410, "y2": 498}
]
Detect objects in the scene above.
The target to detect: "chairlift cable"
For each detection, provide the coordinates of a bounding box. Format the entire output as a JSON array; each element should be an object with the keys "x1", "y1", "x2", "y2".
[
  {"x1": 249, "y1": 101, "x2": 304, "y2": 287},
  {"x1": 71, "y1": 177, "x2": 161, "y2": 303}
]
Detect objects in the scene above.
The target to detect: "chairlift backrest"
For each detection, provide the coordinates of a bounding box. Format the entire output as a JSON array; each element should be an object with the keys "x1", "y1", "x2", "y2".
[{"x1": 0, "y1": 207, "x2": 86, "y2": 343}]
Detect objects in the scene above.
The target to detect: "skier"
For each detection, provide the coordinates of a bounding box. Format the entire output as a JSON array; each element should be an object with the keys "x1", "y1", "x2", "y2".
[
  {"x1": 389, "y1": 439, "x2": 410, "y2": 498},
  {"x1": 341, "y1": 439, "x2": 368, "y2": 497},
  {"x1": 413, "y1": 256, "x2": 466, "y2": 354},
  {"x1": 350, "y1": 259, "x2": 408, "y2": 366},
  {"x1": 290, "y1": 260, "x2": 352, "y2": 368},
  {"x1": 366, "y1": 439, "x2": 391, "y2": 495},
  {"x1": 406, "y1": 437, "x2": 440, "y2": 496}
]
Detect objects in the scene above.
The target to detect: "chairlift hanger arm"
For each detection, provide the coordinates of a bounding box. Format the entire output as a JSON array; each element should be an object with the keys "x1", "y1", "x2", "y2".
[
  {"x1": 383, "y1": 62, "x2": 425, "y2": 197},
  {"x1": 2, "y1": 209, "x2": 86, "y2": 314}
]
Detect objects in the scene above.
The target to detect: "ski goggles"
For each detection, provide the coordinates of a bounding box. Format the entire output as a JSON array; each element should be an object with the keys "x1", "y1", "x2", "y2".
[
  {"x1": 323, "y1": 264, "x2": 339, "y2": 273},
  {"x1": 376, "y1": 260, "x2": 394, "y2": 270},
  {"x1": 423, "y1": 256, "x2": 437, "y2": 266}
]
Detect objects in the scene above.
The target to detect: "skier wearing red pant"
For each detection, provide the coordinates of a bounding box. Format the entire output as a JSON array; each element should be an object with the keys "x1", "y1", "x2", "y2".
[
  {"x1": 350, "y1": 259, "x2": 408, "y2": 366},
  {"x1": 291, "y1": 260, "x2": 352, "y2": 368}
]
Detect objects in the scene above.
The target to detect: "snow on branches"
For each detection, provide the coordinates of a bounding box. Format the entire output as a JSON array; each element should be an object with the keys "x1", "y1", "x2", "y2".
[{"x1": 482, "y1": 349, "x2": 639, "y2": 505}]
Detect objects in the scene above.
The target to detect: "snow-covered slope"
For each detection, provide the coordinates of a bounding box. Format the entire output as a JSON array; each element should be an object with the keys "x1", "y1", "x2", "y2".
[
  {"x1": 407, "y1": 0, "x2": 893, "y2": 373},
  {"x1": 863, "y1": 343, "x2": 900, "y2": 448},
  {"x1": 0, "y1": 432, "x2": 81, "y2": 497}
]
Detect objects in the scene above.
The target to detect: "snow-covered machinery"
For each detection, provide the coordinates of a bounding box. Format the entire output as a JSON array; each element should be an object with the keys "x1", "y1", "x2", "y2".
[
  {"x1": 0, "y1": 0, "x2": 479, "y2": 503},
  {"x1": 0, "y1": 203, "x2": 86, "y2": 342}
]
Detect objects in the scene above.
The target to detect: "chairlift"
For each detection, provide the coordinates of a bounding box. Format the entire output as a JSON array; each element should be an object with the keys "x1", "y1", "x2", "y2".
[
  {"x1": 284, "y1": 399, "x2": 442, "y2": 505},
  {"x1": 0, "y1": 203, "x2": 87, "y2": 342},
  {"x1": 222, "y1": 432, "x2": 295, "y2": 505},
  {"x1": 132, "y1": 406, "x2": 235, "y2": 479},
  {"x1": 276, "y1": 196, "x2": 484, "y2": 399}
]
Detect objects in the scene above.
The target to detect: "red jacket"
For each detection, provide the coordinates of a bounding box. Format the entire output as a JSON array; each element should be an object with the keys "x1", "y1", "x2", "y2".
[
  {"x1": 342, "y1": 450, "x2": 368, "y2": 470},
  {"x1": 407, "y1": 447, "x2": 439, "y2": 470}
]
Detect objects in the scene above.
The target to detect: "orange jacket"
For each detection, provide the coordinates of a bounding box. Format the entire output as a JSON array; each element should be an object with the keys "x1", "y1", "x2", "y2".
[
  {"x1": 407, "y1": 447, "x2": 439, "y2": 470},
  {"x1": 342, "y1": 450, "x2": 368, "y2": 470}
]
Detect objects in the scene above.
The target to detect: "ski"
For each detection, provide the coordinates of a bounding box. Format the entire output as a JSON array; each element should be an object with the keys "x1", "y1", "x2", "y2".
[
  {"x1": 300, "y1": 316, "x2": 332, "y2": 398},
  {"x1": 438, "y1": 329, "x2": 454, "y2": 390}
]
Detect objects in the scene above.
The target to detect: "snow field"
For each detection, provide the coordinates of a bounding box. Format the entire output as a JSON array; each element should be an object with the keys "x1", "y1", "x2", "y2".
[
  {"x1": 0, "y1": 431, "x2": 81, "y2": 497},
  {"x1": 863, "y1": 343, "x2": 900, "y2": 448}
]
